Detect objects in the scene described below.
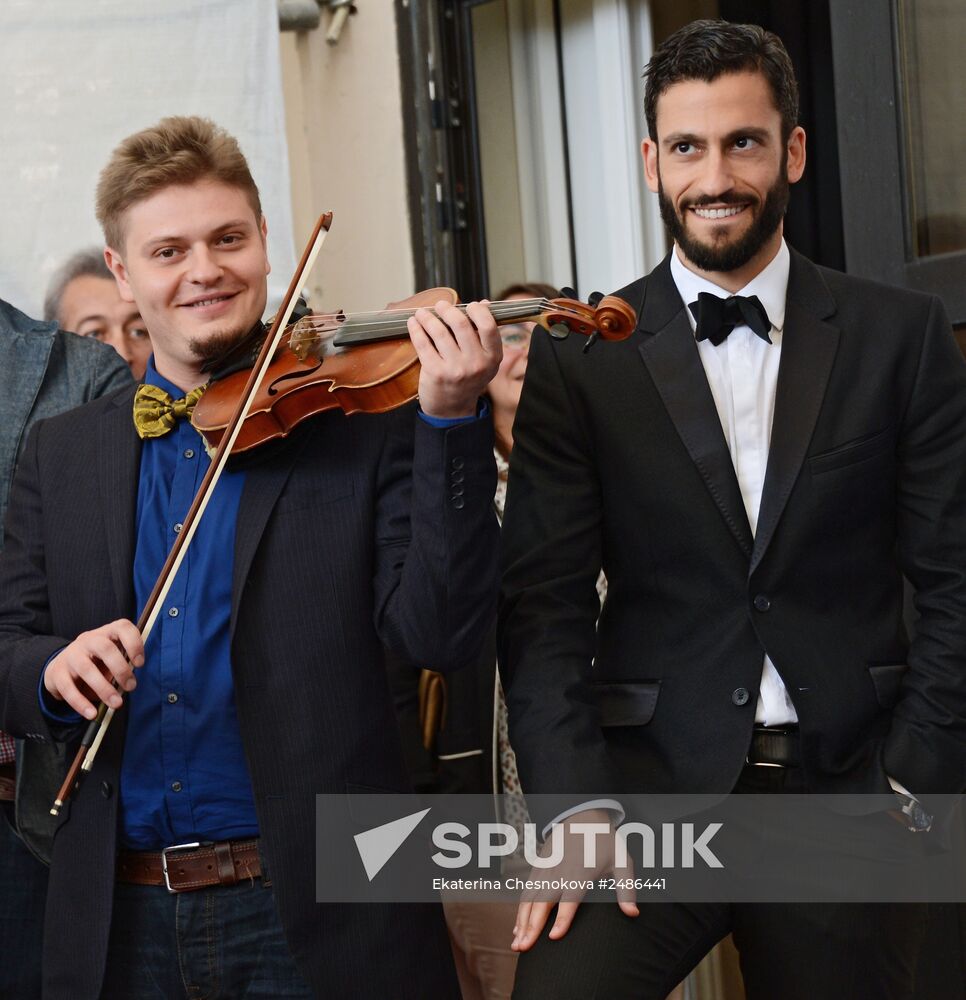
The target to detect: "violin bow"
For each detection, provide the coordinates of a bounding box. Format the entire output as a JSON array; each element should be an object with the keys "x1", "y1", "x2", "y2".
[{"x1": 51, "y1": 212, "x2": 334, "y2": 815}]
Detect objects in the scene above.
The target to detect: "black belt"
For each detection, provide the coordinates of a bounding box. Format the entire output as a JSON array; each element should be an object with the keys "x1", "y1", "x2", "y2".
[{"x1": 746, "y1": 726, "x2": 801, "y2": 768}]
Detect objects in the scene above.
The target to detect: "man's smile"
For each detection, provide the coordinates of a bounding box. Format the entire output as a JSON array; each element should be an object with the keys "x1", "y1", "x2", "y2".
[
  {"x1": 179, "y1": 292, "x2": 238, "y2": 307},
  {"x1": 689, "y1": 204, "x2": 749, "y2": 220}
]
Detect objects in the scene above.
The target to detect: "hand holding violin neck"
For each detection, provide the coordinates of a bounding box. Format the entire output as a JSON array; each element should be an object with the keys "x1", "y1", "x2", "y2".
[{"x1": 408, "y1": 299, "x2": 503, "y2": 419}]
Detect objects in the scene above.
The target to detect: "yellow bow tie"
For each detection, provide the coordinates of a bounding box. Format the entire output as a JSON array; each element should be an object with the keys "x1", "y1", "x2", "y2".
[{"x1": 132, "y1": 383, "x2": 207, "y2": 439}]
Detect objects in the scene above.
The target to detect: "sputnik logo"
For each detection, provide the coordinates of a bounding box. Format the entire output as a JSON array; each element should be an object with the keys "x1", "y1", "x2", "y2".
[{"x1": 353, "y1": 808, "x2": 431, "y2": 881}]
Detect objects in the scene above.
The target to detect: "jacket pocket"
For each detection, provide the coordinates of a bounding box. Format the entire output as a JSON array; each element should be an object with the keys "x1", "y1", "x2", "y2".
[
  {"x1": 868, "y1": 663, "x2": 908, "y2": 709},
  {"x1": 593, "y1": 680, "x2": 661, "y2": 727},
  {"x1": 344, "y1": 780, "x2": 413, "y2": 827},
  {"x1": 273, "y1": 482, "x2": 355, "y2": 515},
  {"x1": 809, "y1": 426, "x2": 892, "y2": 476}
]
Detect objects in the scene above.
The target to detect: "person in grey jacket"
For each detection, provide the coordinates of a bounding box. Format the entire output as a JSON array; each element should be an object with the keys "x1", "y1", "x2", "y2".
[{"x1": 0, "y1": 295, "x2": 130, "y2": 999}]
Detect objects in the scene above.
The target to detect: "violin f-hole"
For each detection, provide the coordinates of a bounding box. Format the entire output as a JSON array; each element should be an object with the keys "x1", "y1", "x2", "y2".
[{"x1": 267, "y1": 359, "x2": 324, "y2": 396}]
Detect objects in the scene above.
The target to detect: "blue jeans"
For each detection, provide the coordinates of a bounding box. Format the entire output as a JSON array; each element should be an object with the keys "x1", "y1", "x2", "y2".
[
  {"x1": 0, "y1": 801, "x2": 47, "y2": 1000},
  {"x1": 101, "y1": 876, "x2": 313, "y2": 999}
]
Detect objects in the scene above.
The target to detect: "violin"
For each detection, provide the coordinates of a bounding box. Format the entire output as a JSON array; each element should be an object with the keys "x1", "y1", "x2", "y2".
[{"x1": 191, "y1": 288, "x2": 637, "y2": 453}]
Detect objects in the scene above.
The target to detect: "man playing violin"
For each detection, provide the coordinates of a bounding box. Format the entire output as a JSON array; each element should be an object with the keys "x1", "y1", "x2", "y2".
[{"x1": 0, "y1": 115, "x2": 501, "y2": 999}]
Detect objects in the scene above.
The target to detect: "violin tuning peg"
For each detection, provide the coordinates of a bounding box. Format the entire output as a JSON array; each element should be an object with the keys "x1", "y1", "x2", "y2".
[
  {"x1": 582, "y1": 331, "x2": 600, "y2": 354},
  {"x1": 588, "y1": 291, "x2": 604, "y2": 308},
  {"x1": 549, "y1": 323, "x2": 571, "y2": 341},
  {"x1": 559, "y1": 287, "x2": 578, "y2": 301}
]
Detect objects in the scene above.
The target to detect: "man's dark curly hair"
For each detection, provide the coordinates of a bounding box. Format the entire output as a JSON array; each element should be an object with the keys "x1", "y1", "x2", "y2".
[{"x1": 643, "y1": 19, "x2": 799, "y2": 142}]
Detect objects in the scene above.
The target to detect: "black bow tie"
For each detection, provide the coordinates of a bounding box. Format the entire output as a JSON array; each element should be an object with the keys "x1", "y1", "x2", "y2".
[{"x1": 688, "y1": 292, "x2": 772, "y2": 346}]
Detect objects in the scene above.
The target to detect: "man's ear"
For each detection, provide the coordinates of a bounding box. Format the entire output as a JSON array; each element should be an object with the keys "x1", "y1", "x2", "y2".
[
  {"x1": 260, "y1": 215, "x2": 271, "y2": 277},
  {"x1": 641, "y1": 138, "x2": 660, "y2": 194},
  {"x1": 104, "y1": 246, "x2": 137, "y2": 304},
  {"x1": 786, "y1": 126, "x2": 806, "y2": 185}
]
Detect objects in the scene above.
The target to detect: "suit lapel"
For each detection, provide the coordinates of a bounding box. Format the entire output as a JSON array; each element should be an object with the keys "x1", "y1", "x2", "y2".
[
  {"x1": 230, "y1": 428, "x2": 312, "y2": 639},
  {"x1": 637, "y1": 258, "x2": 754, "y2": 558},
  {"x1": 750, "y1": 251, "x2": 839, "y2": 575},
  {"x1": 97, "y1": 387, "x2": 140, "y2": 615}
]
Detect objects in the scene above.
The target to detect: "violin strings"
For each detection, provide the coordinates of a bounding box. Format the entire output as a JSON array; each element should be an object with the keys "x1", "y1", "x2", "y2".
[
  {"x1": 297, "y1": 298, "x2": 550, "y2": 329},
  {"x1": 291, "y1": 298, "x2": 576, "y2": 346}
]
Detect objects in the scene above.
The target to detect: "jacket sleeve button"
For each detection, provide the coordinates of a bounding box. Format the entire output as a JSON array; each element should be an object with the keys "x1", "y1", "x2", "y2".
[{"x1": 732, "y1": 687, "x2": 751, "y2": 706}]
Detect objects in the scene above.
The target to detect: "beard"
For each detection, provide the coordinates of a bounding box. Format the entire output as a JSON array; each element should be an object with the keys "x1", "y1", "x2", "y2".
[
  {"x1": 188, "y1": 322, "x2": 258, "y2": 366},
  {"x1": 658, "y1": 155, "x2": 789, "y2": 273}
]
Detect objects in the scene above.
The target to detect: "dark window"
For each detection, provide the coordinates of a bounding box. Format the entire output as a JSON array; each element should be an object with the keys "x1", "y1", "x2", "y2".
[{"x1": 830, "y1": 0, "x2": 966, "y2": 325}]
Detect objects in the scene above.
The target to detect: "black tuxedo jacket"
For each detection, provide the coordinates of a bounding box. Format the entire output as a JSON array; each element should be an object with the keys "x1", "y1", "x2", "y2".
[
  {"x1": 0, "y1": 387, "x2": 498, "y2": 999},
  {"x1": 499, "y1": 250, "x2": 966, "y2": 829}
]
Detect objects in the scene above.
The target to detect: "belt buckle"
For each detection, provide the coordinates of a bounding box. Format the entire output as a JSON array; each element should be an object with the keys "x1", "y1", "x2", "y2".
[
  {"x1": 161, "y1": 841, "x2": 202, "y2": 893},
  {"x1": 746, "y1": 757, "x2": 783, "y2": 768},
  {"x1": 746, "y1": 725, "x2": 796, "y2": 768}
]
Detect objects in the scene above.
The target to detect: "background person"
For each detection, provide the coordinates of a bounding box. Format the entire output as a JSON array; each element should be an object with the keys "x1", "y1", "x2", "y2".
[
  {"x1": 389, "y1": 280, "x2": 557, "y2": 1000},
  {"x1": 44, "y1": 247, "x2": 151, "y2": 379},
  {"x1": 0, "y1": 297, "x2": 130, "y2": 1000}
]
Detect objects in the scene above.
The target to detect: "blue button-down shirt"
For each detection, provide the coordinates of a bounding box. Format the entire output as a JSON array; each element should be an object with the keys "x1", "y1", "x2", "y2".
[{"x1": 121, "y1": 360, "x2": 256, "y2": 849}]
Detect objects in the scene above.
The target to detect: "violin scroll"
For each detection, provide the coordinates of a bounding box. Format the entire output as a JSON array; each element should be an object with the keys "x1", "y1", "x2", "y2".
[
  {"x1": 538, "y1": 294, "x2": 636, "y2": 344},
  {"x1": 591, "y1": 295, "x2": 637, "y2": 341}
]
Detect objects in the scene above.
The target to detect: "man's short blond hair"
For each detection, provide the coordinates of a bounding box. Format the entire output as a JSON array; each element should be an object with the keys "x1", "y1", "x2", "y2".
[{"x1": 95, "y1": 115, "x2": 262, "y2": 250}]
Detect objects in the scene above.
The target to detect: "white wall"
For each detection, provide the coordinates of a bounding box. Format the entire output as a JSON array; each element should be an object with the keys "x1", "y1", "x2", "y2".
[
  {"x1": 280, "y1": 4, "x2": 414, "y2": 314},
  {"x1": 0, "y1": 0, "x2": 295, "y2": 316}
]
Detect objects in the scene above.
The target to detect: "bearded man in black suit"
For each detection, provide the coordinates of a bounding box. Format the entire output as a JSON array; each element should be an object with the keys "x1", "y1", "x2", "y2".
[
  {"x1": 499, "y1": 20, "x2": 966, "y2": 1000},
  {"x1": 0, "y1": 115, "x2": 502, "y2": 999}
]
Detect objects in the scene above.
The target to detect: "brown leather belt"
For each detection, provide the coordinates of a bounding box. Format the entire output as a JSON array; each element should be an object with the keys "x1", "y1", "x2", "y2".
[
  {"x1": 0, "y1": 763, "x2": 15, "y2": 802},
  {"x1": 116, "y1": 838, "x2": 262, "y2": 893},
  {"x1": 747, "y1": 726, "x2": 801, "y2": 768}
]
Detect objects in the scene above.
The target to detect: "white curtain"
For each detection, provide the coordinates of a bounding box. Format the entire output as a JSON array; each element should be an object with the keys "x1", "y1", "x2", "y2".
[{"x1": 0, "y1": 0, "x2": 296, "y2": 317}]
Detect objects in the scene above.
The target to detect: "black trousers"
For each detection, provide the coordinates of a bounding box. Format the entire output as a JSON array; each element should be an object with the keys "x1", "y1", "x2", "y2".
[{"x1": 512, "y1": 767, "x2": 929, "y2": 1000}]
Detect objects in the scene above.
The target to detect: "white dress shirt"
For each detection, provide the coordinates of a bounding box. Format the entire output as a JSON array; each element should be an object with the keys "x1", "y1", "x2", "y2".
[{"x1": 669, "y1": 240, "x2": 798, "y2": 727}]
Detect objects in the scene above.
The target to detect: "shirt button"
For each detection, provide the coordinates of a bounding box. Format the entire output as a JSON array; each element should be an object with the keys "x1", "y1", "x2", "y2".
[
  {"x1": 753, "y1": 595, "x2": 771, "y2": 612},
  {"x1": 171, "y1": 781, "x2": 183, "y2": 792},
  {"x1": 183, "y1": 448, "x2": 195, "y2": 460},
  {"x1": 167, "y1": 692, "x2": 179, "y2": 704},
  {"x1": 173, "y1": 522, "x2": 183, "y2": 534},
  {"x1": 168, "y1": 607, "x2": 179, "y2": 618},
  {"x1": 732, "y1": 687, "x2": 750, "y2": 707}
]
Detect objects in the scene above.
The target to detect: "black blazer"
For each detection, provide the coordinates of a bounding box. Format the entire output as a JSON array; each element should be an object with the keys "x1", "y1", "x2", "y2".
[
  {"x1": 499, "y1": 250, "x2": 966, "y2": 829},
  {"x1": 0, "y1": 387, "x2": 498, "y2": 999}
]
